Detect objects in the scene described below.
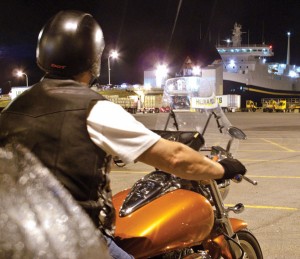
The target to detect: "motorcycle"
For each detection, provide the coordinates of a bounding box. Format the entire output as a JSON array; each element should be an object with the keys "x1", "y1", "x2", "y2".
[{"x1": 113, "y1": 108, "x2": 263, "y2": 259}]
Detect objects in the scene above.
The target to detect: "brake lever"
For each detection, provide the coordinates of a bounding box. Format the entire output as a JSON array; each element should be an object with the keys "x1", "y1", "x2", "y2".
[
  {"x1": 233, "y1": 174, "x2": 258, "y2": 185},
  {"x1": 242, "y1": 175, "x2": 258, "y2": 185}
]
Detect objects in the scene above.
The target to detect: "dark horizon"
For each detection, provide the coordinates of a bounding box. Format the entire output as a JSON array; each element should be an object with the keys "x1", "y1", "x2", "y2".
[{"x1": 0, "y1": 0, "x2": 299, "y2": 90}]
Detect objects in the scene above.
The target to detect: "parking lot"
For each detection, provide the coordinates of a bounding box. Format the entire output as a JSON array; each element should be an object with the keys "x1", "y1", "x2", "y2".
[{"x1": 110, "y1": 112, "x2": 300, "y2": 259}]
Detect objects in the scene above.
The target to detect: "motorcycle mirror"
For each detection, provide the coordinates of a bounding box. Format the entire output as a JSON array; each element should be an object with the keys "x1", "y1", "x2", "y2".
[{"x1": 227, "y1": 126, "x2": 247, "y2": 140}]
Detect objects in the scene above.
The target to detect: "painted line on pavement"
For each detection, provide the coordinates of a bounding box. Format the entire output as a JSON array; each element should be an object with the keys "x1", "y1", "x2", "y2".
[
  {"x1": 225, "y1": 204, "x2": 298, "y2": 211},
  {"x1": 246, "y1": 175, "x2": 300, "y2": 179},
  {"x1": 261, "y1": 138, "x2": 295, "y2": 152},
  {"x1": 241, "y1": 158, "x2": 300, "y2": 162},
  {"x1": 111, "y1": 172, "x2": 299, "y2": 211},
  {"x1": 238, "y1": 150, "x2": 300, "y2": 152},
  {"x1": 111, "y1": 171, "x2": 300, "y2": 179}
]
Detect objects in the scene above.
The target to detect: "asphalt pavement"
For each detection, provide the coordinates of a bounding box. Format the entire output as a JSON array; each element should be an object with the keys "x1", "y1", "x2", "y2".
[{"x1": 110, "y1": 111, "x2": 300, "y2": 259}]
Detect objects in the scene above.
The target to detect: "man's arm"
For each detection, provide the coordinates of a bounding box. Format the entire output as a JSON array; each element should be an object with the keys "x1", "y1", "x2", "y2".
[
  {"x1": 87, "y1": 101, "x2": 245, "y2": 180},
  {"x1": 137, "y1": 138, "x2": 225, "y2": 180}
]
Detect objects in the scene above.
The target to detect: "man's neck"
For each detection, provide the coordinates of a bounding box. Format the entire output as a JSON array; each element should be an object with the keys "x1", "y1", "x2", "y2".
[{"x1": 73, "y1": 71, "x2": 92, "y2": 86}]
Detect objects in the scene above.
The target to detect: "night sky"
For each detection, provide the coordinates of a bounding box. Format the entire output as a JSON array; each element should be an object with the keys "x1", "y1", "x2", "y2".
[{"x1": 0, "y1": 0, "x2": 299, "y2": 90}]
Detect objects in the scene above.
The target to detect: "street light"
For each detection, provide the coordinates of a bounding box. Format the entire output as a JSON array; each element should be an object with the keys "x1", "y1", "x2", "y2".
[
  {"x1": 286, "y1": 32, "x2": 291, "y2": 66},
  {"x1": 16, "y1": 70, "x2": 29, "y2": 87},
  {"x1": 226, "y1": 38, "x2": 231, "y2": 47},
  {"x1": 108, "y1": 50, "x2": 119, "y2": 85}
]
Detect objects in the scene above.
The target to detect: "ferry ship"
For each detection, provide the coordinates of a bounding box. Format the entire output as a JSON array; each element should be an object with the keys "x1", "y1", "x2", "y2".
[{"x1": 217, "y1": 23, "x2": 300, "y2": 107}]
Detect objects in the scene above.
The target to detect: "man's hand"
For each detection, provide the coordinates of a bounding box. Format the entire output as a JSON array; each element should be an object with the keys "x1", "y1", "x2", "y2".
[{"x1": 219, "y1": 158, "x2": 246, "y2": 180}]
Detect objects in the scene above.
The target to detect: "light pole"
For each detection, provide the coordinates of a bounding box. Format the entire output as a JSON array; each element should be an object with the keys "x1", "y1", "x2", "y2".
[
  {"x1": 286, "y1": 32, "x2": 291, "y2": 66},
  {"x1": 108, "y1": 50, "x2": 119, "y2": 85},
  {"x1": 16, "y1": 70, "x2": 29, "y2": 87}
]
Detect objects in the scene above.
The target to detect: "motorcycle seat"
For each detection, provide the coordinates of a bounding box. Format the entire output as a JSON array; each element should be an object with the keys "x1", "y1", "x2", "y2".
[{"x1": 151, "y1": 130, "x2": 205, "y2": 151}]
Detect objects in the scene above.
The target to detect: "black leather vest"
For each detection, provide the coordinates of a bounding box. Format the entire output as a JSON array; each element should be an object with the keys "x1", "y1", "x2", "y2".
[{"x1": 0, "y1": 78, "x2": 116, "y2": 236}]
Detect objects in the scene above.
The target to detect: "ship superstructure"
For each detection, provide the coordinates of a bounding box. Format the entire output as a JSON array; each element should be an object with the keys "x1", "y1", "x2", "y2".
[{"x1": 217, "y1": 23, "x2": 300, "y2": 106}]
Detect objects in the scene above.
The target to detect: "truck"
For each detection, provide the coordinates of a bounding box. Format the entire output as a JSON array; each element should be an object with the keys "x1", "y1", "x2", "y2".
[
  {"x1": 245, "y1": 100, "x2": 258, "y2": 112},
  {"x1": 261, "y1": 98, "x2": 300, "y2": 113},
  {"x1": 0, "y1": 94, "x2": 11, "y2": 111},
  {"x1": 216, "y1": 94, "x2": 241, "y2": 112},
  {"x1": 9, "y1": 87, "x2": 30, "y2": 100},
  {"x1": 143, "y1": 94, "x2": 163, "y2": 113},
  {"x1": 0, "y1": 87, "x2": 30, "y2": 111},
  {"x1": 243, "y1": 100, "x2": 261, "y2": 112},
  {"x1": 289, "y1": 102, "x2": 300, "y2": 112},
  {"x1": 106, "y1": 95, "x2": 138, "y2": 114},
  {"x1": 262, "y1": 99, "x2": 278, "y2": 112},
  {"x1": 94, "y1": 88, "x2": 139, "y2": 114}
]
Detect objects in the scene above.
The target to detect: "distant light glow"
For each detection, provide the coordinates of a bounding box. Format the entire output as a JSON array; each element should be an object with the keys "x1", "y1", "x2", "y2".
[
  {"x1": 110, "y1": 50, "x2": 119, "y2": 59},
  {"x1": 230, "y1": 59, "x2": 235, "y2": 66},
  {"x1": 144, "y1": 83, "x2": 152, "y2": 90},
  {"x1": 226, "y1": 39, "x2": 231, "y2": 46},
  {"x1": 167, "y1": 83, "x2": 174, "y2": 91},
  {"x1": 192, "y1": 66, "x2": 201, "y2": 75},
  {"x1": 289, "y1": 70, "x2": 298, "y2": 78},
  {"x1": 155, "y1": 64, "x2": 168, "y2": 87},
  {"x1": 16, "y1": 70, "x2": 24, "y2": 77},
  {"x1": 155, "y1": 64, "x2": 168, "y2": 77}
]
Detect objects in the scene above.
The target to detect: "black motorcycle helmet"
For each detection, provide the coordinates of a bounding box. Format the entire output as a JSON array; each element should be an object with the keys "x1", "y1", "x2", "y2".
[{"x1": 36, "y1": 10, "x2": 105, "y2": 78}]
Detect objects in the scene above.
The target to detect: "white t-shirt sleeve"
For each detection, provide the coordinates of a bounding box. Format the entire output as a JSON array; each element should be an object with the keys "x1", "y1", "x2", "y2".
[{"x1": 87, "y1": 100, "x2": 161, "y2": 164}]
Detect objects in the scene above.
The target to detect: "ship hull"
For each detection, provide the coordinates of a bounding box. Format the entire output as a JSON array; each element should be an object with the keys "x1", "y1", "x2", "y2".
[{"x1": 223, "y1": 79, "x2": 300, "y2": 108}]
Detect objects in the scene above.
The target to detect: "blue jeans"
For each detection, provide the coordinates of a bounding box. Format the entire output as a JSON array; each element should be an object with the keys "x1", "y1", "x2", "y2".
[{"x1": 104, "y1": 236, "x2": 134, "y2": 259}]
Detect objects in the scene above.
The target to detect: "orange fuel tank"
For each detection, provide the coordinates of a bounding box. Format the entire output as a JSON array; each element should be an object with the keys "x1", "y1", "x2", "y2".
[{"x1": 113, "y1": 189, "x2": 214, "y2": 258}]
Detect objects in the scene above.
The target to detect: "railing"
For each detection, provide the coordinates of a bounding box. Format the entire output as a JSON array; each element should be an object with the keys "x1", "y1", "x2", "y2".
[{"x1": 216, "y1": 43, "x2": 270, "y2": 48}]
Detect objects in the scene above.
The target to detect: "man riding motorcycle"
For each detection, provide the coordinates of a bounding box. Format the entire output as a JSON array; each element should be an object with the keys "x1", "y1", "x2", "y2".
[{"x1": 0, "y1": 10, "x2": 246, "y2": 258}]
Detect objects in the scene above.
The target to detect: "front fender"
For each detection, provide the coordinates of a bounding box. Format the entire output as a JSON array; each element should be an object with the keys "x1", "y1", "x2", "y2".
[
  {"x1": 203, "y1": 218, "x2": 248, "y2": 259},
  {"x1": 230, "y1": 218, "x2": 248, "y2": 232}
]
